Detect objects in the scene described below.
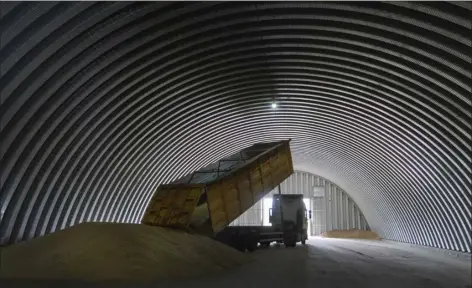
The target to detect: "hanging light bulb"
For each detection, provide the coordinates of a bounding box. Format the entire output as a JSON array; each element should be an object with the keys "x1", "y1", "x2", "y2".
[{"x1": 271, "y1": 102, "x2": 277, "y2": 109}]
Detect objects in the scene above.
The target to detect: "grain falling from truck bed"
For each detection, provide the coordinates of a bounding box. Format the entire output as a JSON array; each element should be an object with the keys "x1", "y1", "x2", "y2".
[{"x1": 0, "y1": 222, "x2": 251, "y2": 281}]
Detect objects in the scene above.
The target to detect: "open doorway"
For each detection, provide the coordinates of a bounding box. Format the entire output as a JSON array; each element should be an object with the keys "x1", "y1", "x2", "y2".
[
  {"x1": 303, "y1": 198, "x2": 311, "y2": 237},
  {"x1": 262, "y1": 197, "x2": 273, "y2": 226}
]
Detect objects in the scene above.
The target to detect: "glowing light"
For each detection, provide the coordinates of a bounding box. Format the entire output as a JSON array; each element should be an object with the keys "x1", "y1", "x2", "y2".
[{"x1": 271, "y1": 102, "x2": 277, "y2": 109}]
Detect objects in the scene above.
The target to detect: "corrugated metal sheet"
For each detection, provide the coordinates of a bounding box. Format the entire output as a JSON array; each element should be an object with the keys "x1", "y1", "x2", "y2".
[
  {"x1": 230, "y1": 171, "x2": 369, "y2": 235},
  {"x1": 0, "y1": 2, "x2": 470, "y2": 253}
]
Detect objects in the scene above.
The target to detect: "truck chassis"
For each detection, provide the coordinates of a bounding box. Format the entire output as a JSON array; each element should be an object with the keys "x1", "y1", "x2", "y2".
[{"x1": 214, "y1": 225, "x2": 308, "y2": 252}]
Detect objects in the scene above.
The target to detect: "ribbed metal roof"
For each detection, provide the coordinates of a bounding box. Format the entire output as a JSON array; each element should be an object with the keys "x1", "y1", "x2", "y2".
[{"x1": 0, "y1": 2, "x2": 470, "y2": 252}]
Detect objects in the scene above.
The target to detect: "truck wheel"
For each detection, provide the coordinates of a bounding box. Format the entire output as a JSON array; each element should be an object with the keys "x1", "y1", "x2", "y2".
[
  {"x1": 246, "y1": 240, "x2": 258, "y2": 252},
  {"x1": 301, "y1": 229, "x2": 307, "y2": 245},
  {"x1": 284, "y1": 238, "x2": 295, "y2": 247},
  {"x1": 235, "y1": 242, "x2": 246, "y2": 252},
  {"x1": 285, "y1": 241, "x2": 296, "y2": 248},
  {"x1": 284, "y1": 232, "x2": 297, "y2": 247},
  {"x1": 232, "y1": 236, "x2": 246, "y2": 252},
  {"x1": 245, "y1": 232, "x2": 259, "y2": 252}
]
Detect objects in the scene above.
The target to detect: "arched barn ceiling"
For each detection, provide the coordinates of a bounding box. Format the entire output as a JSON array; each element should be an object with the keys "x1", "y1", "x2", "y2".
[{"x1": 0, "y1": 2, "x2": 470, "y2": 252}]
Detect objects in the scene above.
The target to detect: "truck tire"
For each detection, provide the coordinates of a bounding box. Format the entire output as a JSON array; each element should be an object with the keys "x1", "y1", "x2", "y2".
[
  {"x1": 284, "y1": 237, "x2": 296, "y2": 247},
  {"x1": 232, "y1": 235, "x2": 246, "y2": 252},
  {"x1": 236, "y1": 242, "x2": 246, "y2": 252},
  {"x1": 246, "y1": 243, "x2": 257, "y2": 252},
  {"x1": 245, "y1": 232, "x2": 259, "y2": 252},
  {"x1": 284, "y1": 241, "x2": 296, "y2": 248},
  {"x1": 246, "y1": 238, "x2": 258, "y2": 252},
  {"x1": 284, "y1": 232, "x2": 297, "y2": 247}
]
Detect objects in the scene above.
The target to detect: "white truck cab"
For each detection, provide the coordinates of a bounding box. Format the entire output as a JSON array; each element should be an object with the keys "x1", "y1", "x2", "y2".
[{"x1": 269, "y1": 194, "x2": 311, "y2": 246}]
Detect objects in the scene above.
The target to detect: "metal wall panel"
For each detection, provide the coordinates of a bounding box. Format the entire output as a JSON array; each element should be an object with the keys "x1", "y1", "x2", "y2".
[
  {"x1": 230, "y1": 200, "x2": 263, "y2": 226},
  {"x1": 232, "y1": 171, "x2": 369, "y2": 235}
]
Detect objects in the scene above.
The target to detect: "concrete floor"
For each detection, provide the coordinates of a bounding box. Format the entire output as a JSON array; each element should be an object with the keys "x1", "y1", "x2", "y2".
[
  {"x1": 2, "y1": 237, "x2": 471, "y2": 288},
  {"x1": 148, "y1": 237, "x2": 472, "y2": 288}
]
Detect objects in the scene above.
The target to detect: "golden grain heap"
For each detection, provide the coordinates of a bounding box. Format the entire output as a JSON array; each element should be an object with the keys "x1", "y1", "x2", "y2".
[{"x1": 0, "y1": 222, "x2": 250, "y2": 281}]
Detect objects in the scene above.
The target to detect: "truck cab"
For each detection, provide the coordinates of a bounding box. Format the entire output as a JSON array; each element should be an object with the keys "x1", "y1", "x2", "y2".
[{"x1": 269, "y1": 194, "x2": 310, "y2": 247}]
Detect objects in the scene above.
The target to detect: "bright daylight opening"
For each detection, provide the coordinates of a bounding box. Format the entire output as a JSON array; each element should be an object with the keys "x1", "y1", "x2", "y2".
[
  {"x1": 303, "y1": 198, "x2": 311, "y2": 237},
  {"x1": 263, "y1": 197, "x2": 272, "y2": 226}
]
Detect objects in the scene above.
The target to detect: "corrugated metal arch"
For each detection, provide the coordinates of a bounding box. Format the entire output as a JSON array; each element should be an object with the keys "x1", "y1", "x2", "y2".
[{"x1": 0, "y1": 2, "x2": 470, "y2": 252}]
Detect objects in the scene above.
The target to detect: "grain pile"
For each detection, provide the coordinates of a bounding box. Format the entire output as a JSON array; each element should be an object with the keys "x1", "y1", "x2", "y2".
[
  {"x1": 321, "y1": 229, "x2": 381, "y2": 240},
  {"x1": 0, "y1": 222, "x2": 251, "y2": 281}
]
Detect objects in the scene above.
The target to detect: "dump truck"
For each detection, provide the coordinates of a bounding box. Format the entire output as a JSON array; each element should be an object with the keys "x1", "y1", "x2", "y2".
[
  {"x1": 217, "y1": 193, "x2": 311, "y2": 251},
  {"x1": 141, "y1": 139, "x2": 309, "y2": 251},
  {"x1": 269, "y1": 194, "x2": 310, "y2": 246}
]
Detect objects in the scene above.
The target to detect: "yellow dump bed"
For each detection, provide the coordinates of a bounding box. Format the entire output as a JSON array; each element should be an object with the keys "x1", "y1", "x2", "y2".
[{"x1": 141, "y1": 140, "x2": 294, "y2": 235}]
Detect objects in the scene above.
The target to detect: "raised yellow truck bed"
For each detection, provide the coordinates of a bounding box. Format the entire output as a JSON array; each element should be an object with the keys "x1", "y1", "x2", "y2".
[{"x1": 141, "y1": 140, "x2": 294, "y2": 235}]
